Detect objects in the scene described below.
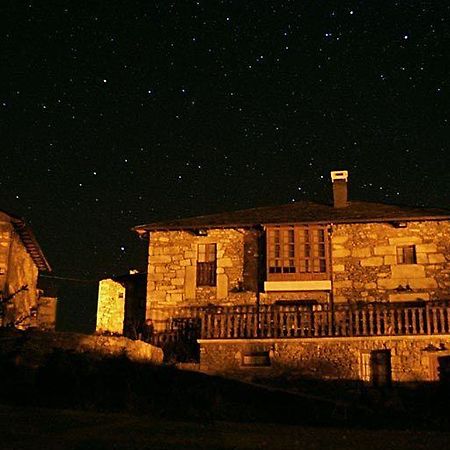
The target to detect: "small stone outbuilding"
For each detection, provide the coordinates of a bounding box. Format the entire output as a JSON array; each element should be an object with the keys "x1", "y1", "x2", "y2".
[{"x1": 96, "y1": 271, "x2": 147, "y2": 338}]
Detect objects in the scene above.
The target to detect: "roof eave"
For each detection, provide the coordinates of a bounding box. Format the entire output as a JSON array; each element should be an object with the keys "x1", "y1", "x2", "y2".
[
  {"x1": 11, "y1": 218, "x2": 52, "y2": 272},
  {"x1": 133, "y1": 215, "x2": 450, "y2": 232}
]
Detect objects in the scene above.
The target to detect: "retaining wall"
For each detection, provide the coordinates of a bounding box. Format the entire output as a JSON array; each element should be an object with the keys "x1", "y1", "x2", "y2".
[{"x1": 199, "y1": 335, "x2": 450, "y2": 383}]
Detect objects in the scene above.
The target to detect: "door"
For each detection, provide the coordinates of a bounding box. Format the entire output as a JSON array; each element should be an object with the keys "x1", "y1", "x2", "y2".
[{"x1": 370, "y1": 350, "x2": 392, "y2": 387}]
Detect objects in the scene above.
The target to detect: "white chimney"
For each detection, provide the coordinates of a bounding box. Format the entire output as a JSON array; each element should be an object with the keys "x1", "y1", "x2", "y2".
[{"x1": 330, "y1": 170, "x2": 349, "y2": 208}]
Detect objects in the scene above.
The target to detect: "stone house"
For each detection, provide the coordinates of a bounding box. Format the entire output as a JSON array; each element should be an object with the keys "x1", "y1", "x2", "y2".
[
  {"x1": 133, "y1": 172, "x2": 450, "y2": 383},
  {"x1": 134, "y1": 171, "x2": 450, "y2": 312},
  {"x1": 0, "y1": 210, "x2": 54, "y2": 328}
]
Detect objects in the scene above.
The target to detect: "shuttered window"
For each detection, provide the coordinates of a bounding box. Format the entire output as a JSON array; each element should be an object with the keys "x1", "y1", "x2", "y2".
[
  {"x1": 197, "y1": 243, "x2": 217, "y2": 286},
  {"x1": 396, "y1": 245, "x2": 416, "y2": 264}
]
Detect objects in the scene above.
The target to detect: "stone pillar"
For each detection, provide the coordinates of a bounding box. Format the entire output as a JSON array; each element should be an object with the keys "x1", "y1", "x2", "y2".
[
  {"x1": 185, "y1": 265, "x2": 196, "y2": 300},
  {"x1": 217, "y1": 273, "x2": 229, "y2": 299}
]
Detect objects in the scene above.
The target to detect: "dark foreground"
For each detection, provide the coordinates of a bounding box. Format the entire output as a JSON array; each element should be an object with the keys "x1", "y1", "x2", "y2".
[
  {"x1": 1, "y1": 331, "x2": 450, "y2": 449},
  {"x1": 1, "y1": 404, "x2": 449, "y2": 450}
]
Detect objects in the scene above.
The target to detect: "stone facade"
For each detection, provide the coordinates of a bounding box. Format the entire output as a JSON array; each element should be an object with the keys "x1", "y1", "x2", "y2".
[
  {"x1": 96, "y1": 273, "x2": 147, "y2": 337},
  {"x1": 331, "y1": 221, "x2": 450, "y2": 303},
  {"x1": 0, "y1": 220, "x2": 10, "y2": 289},
  {"x1": 96, "y1": 278, "x2": 126, "y2": 334},
  {"x1": 199, "y1": 335, "x2": 450, "y2": 383},
  {"x1": 140, "y1": 212, "x2": 450, "y2": 379},
  {"x1": 0, "y1": 213, "x2": 40, "y2": 327},
  {"x1": 145, "y1": 220, "x2": 450, "y2": 316},
  {"x1": 147, "y1": 229, "x2": 259, "y2": 314}
]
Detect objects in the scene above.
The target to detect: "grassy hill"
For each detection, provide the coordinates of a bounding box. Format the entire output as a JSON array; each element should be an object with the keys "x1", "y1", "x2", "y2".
[{"x1": 0, "y1": 330, "x2": 449, "y2": 432}]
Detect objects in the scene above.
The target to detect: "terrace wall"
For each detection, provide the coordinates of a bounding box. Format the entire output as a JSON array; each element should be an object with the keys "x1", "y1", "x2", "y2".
[
  {"x1": 0, "y1": 329, "x2": 163, "y2": 364},
  {"x1": 199, "y1": 335, "x2": 450, "y2": 383}
]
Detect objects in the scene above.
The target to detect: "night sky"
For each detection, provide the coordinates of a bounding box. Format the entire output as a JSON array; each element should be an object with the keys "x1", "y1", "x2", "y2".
[{"x1": 2, "y1": 2, "x2": 450, "y2": 328}]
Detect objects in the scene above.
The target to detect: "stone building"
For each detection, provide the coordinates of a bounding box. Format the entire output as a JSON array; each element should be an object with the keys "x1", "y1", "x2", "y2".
[
  {"x1": 96, "y1": 271, "x2": 147, "y2": 338},
  {"x1": 134, "y1": 171, "x2": 450, "y2": 313},
  {"x1": 132, "y1": 172, "x2": 450, "y2": 383},
  {"x1": 0, "y1": 210, "x2": 53, "y2": 328}
]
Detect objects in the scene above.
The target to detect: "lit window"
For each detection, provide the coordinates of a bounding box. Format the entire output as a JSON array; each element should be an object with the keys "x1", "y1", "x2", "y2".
[
  {"x1": 267, "y1": 225, "x2": 329, "y2": 280},
  {"x1": 197, "y1": 243, "x2": 217, "y2": 286},
  {"x1": 396, "y1": 245, "x2": 416, "y2": 264}
]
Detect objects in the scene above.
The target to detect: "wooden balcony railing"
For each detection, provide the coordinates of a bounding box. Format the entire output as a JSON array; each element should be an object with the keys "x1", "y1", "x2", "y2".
[{"x1": 199, "y1": 303, "x2": 450, "y2": 340}]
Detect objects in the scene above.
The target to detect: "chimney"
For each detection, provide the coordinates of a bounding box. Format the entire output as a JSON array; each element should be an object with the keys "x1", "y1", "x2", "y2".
[{"x1": 330, "y1": 170, "x2": 349, "y2": 208}]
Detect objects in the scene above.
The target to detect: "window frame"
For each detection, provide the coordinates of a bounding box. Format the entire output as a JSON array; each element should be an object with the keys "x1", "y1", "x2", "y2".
[
  {"x1": 266, "y1": 225, "x2": 330, "y2": 281},
  {"x1": 396, "y1": 245, "x2": 417, "y2": 265},
  {"x1": 359, "y1": 352, "x2": 371, "y2": 382}
]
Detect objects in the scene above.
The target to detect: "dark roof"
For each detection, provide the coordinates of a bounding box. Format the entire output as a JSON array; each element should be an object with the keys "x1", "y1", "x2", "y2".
[
  {"x1": 0, "y1": 210, "x2": 51, "y2": 272},
  {"x1": 133, "y1": 201, "x2": 450, "y2": 233}
]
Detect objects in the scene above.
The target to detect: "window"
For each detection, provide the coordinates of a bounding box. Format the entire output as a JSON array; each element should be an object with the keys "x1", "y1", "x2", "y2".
[
  {"x1": 396, "y1": 245, "x2": 416, "y2": 264},
  {"x1": 241, "y1": 351, "x2": 271, "y2": 367},
  {"x1": 267, "y1": 225, "x2": 329, "y2": 280},
  {"x1": 360, "y1": 350, "x2": 392, "y2": 385},
  {"x1": 370, "y1": 350, "x2": 392, "y2": 387},
  {"x1": 359, "y1": 352, "x2": 371, "y2": 382},
  {"x1": 197, "y1": 243, "x2": 217, "y2": 286}
]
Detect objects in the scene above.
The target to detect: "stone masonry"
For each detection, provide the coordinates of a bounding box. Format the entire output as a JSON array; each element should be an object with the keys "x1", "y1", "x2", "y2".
[
  {"x1": 146, "y1": 229, "x2": 260, "y2": 314},
  {"x1": 146, "y1": 220, "x2": 450, "y2": 312},
  {"x1": 0, "y1": 329, "x2": 163, "y2": 365},
  {"x1": 96, "y1": 278, "x2": 126, "y2": 334},
  {"x1": 0, "y1": 214, "x2": 40, "y2": 327},
  {"x1": 199, "y1": 335, "x2": 450, "y2": 383},
  {"x1": 332, "y1": 221, "x2": 450, "y2": 303}
]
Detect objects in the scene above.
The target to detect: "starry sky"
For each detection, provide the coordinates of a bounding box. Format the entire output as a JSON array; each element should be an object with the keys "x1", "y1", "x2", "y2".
[{"x1": 2, "y1": 2, "x2": 450, "y2": 328}]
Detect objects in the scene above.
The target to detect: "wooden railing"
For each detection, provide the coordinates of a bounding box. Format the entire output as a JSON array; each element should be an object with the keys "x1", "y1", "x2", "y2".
[{"x1": 200, "y1": 303, "x2": 450, "y2": 340}]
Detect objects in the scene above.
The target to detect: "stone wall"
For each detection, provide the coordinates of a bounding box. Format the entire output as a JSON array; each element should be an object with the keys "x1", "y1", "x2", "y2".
[
  {"x1": 147, "y1": 229, "x2": 259, "y2": 315},
  {"x1": 4, "y1": 231, "x2": 39, "y2": 327},
  {"x1": 0, "y1": 217, "x2": 12, "y2": 296},
  {"x1": 262, "y1": 290, "x2": 330, "y2": 303},
  {"x1": 37, "y1": 296, "x2": 57, "y2": 330},
  {"x1": 332, "y1": 221, "x2": 450, "y2": 303},
  {"x1": 96, "y1": 279, "x2": 126, "y2": 334},
  {"x1": 0, "y1": 329, "x2": 163, "y2": 364},
  {"x1": 144, "y1": 219, "x2": 450, "y2": 316},
  {"x1": 199, "y1": 335, "x2": 450, "y2": 383}
]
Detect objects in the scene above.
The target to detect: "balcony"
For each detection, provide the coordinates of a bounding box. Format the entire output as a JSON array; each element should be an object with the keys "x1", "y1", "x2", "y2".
[{"x1": 200, "y1": 302, "x2": 450, "y2": 340}]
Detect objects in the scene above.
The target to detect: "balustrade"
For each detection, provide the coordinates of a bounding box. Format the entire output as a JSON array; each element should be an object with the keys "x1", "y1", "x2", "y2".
[{"x1": 198, "y1": 302, "x2": 450, "y2": 340}]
